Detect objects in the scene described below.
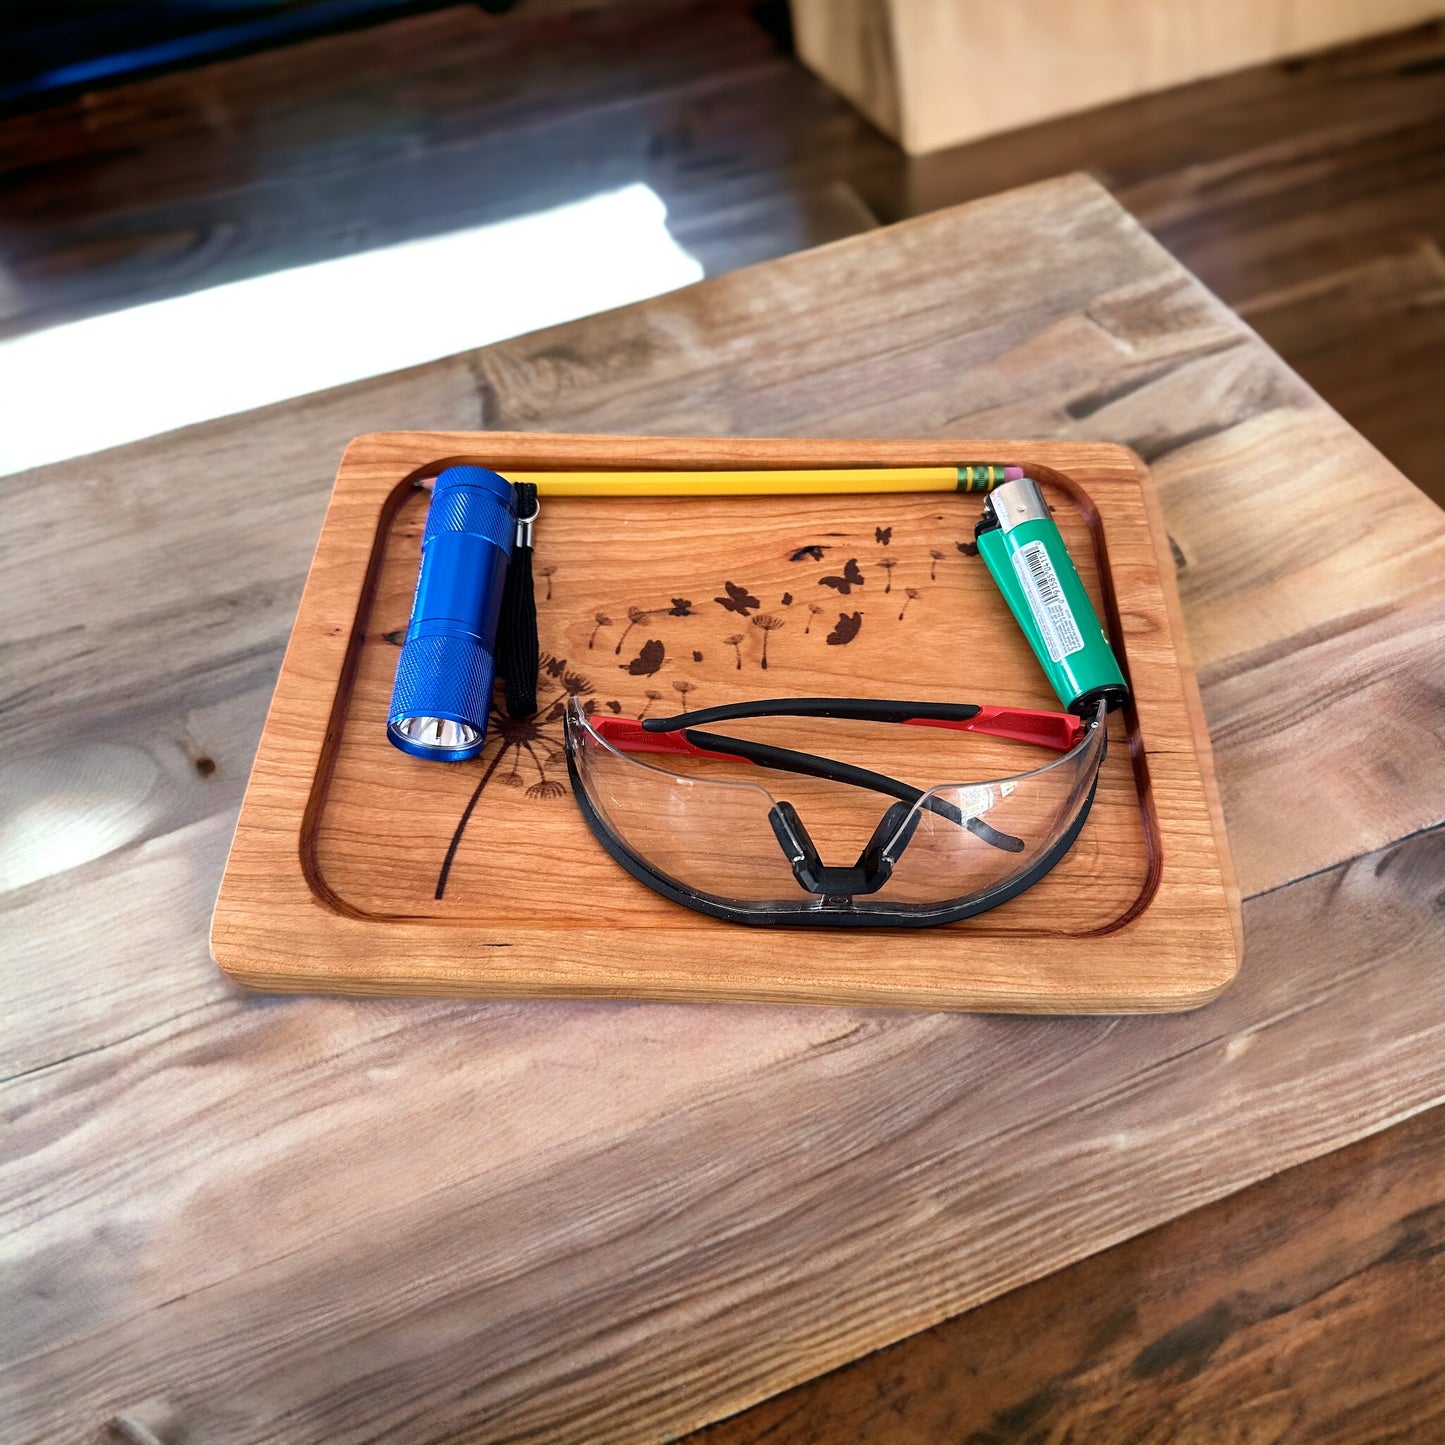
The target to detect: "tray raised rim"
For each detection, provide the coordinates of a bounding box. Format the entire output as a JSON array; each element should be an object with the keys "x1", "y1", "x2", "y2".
[{"x1": 211, "y1": 432, "x2": 1242, "y2": 1012}]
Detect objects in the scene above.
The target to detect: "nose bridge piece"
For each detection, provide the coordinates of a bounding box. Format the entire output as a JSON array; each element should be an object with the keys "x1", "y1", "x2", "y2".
[{"x1": 767, "y1": 799, "x2": 917, "y2": 897}]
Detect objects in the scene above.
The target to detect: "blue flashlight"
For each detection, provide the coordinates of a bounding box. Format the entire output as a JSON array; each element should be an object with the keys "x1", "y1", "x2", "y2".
[{"x1": 387, "y1": 466, "x2": 516, "y2": 762}]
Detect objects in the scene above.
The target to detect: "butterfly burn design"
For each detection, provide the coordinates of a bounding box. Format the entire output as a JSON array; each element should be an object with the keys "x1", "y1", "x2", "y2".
[
  {"x1": 715, "y1": 580, "x2": 761, "y2": 616},
  {"x1": 819, "y1": 559, "x2": 864, "y2": 595}
]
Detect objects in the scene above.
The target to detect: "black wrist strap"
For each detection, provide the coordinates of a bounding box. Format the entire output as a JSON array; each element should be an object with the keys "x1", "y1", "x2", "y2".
[{"x1": 498, "y1": 482, "x2": 539, "y2": 717}]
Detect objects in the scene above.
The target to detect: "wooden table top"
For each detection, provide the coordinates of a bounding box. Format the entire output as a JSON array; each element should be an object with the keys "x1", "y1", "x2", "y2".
[{"x1": 3, "y1": 173, "x2": 1443, "y2": 1445}]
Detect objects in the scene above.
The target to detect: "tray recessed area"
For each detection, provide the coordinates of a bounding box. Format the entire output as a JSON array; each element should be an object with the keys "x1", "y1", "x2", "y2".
[{"x1": 214, "y1": 432, "x2": 1239, "y2": 1011}]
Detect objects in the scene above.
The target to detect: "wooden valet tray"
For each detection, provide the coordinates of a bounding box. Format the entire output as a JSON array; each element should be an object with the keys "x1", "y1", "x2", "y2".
[{"x1": 212, "y1": 432, "x2": 1241, "y2": 1012}]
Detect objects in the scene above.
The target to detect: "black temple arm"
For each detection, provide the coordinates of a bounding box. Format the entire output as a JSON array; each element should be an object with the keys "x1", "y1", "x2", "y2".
[
  {"x1": 647, "y1": 697, "x2": 982, "y2": 731},
  {"x1": 682, "y1": 728, "x2": 1025, "y2": 854}
]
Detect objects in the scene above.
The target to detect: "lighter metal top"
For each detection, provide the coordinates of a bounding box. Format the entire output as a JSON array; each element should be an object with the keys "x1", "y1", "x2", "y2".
[{"x1": 987, "y1": 477, "x2": 1049, "y2": 533}]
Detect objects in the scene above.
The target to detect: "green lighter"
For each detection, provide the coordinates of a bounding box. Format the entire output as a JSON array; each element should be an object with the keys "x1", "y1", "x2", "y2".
[{"x1": 975, "y1": 477, "x2": 1129, "y2": 716}]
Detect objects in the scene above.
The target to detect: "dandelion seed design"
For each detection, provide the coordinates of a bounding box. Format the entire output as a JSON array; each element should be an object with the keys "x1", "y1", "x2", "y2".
[
  {"x1": 751, "y1": 612, "x2": 785, "y2": 670},
  {"x1": 615, "y1": 605, "x2": 651, "y2": 655},
  {"x1": 724, "y1": 633, "x2": 744, "y2": 669},
  {"x1": 929, "y1": 550, "x2": 944, "y2": 581},
  {"x1": 559, "y1": 667, "x2": 593, "y2": 701},
  {"x1": 898, "y1": 587, "x2": 921, "y2": 620},
  {"x1": 435, "y1": 663, "x2": 602, "y2": 897},
  {"x1": 671, "y1": 679, "x2": 697, "y2": 707},
  {"x1": 878, "y1": 556, "x2": 897, "y2": 594},
  {"x1": 639, "y1": 689, "x2": 665, "y2": 718},
  {"x1": 804, "y1": 603, "x2": 824, "y2": 635},
  {"x1": 588, "y1": 613, "x2": 612, "y2": 649},
  {"x1": 539, "y1": 565, "x2": 557, "y2": 601}
]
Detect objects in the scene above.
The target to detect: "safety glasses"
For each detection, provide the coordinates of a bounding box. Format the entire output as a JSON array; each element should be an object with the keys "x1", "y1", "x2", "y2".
[{"x1": 564, "y1": 695, "x2": 1108, "y2": 927}]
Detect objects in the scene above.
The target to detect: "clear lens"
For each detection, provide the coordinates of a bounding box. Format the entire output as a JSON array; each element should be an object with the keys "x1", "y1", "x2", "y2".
[
  {"x1": 567, "y1": 712, "x2": 789, "y2": 902},
  {"x1": 393, "y1": 716, "x2": 482, "y2": 751},
  {"x1": 875, "y1": 720, "x2": 1105, "y2": 905},
  {"x1": 566, "y1": 699, "x2": 1107, "y2": 922}
]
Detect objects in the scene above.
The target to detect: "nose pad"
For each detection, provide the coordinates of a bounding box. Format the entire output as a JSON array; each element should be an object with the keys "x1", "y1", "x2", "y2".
[
  {"x1": 860, "y1": 799, "x2": 923, "y2": 873},
  {"x1": 767, "y1": 800, "x2": 920, "y2": 897}
]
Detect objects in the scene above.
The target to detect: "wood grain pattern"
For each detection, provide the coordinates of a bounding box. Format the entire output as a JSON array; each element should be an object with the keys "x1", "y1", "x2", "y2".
[
  {"x1": 792, "y1": 0, "x2": 1445, "y2": 153},
  {"x1": 4, "y1": 175, "x2": 1444, "y2": 1443},
  {"x1": 212, "y1": 432, "x2": 1237, "y2": 1011},
  {"x1": 694, "y1": 1061, "x2": 1445, "y2": 1445},
  {"x1": 884, "y1": 22, "x2": 1445, "y2": 506},
  {"x1": 0, "y1": 0, "x2": 892, "y2": 341}
]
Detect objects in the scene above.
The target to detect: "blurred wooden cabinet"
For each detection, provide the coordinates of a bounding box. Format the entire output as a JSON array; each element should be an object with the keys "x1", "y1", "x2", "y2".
[{"x1": 792, "y1": 0, "x2": 1445, "y2": 153}]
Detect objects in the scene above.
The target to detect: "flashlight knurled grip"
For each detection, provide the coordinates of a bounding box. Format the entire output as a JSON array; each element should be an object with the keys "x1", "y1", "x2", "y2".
[
  {"x1": 390, "y1": 631, "x2": 496, "y2": 745},
  {"x1": 387, "y1": 465, "x2": 516, "y2": 762},
  {"x1": 422, "y1": 480, "x2": 513, "y2": 547}
]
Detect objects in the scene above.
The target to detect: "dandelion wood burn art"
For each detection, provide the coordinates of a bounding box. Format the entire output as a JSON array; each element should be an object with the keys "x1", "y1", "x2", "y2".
[
  {"x1": 751, "y1": 612, "x2": 785, "y2": 669},
  {"x1": 614, "y1": 598, "x2": 694, "y2": 653},
  {"x1": 434, "y1": 656, "x2": 617, "y2": 899},
  {"x1": 614, "y1": 606, "x2": 652, "y2": 655},
  {"x1": 425, "y1": 513, "x2": 948, "y2": 902}
]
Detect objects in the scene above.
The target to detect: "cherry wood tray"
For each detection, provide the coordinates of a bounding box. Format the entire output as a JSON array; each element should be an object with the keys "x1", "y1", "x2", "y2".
[{"x1": 211, "y1": 432, "x2": 1240, "y2": 1011}]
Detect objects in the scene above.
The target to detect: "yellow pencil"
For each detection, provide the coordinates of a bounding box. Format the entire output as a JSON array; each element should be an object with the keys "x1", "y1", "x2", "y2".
[{"x1": 503, "y1": 464, "x2": 1021, "y2": 497}]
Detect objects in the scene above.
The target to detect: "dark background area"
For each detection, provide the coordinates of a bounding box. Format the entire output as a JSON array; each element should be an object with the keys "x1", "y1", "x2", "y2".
[
  {"x1": 0, "y1": 1, "x2": 454, "y2": 110},
  {"x1": 1, "y1": 0, "x2": 1441, "y2": 505}
]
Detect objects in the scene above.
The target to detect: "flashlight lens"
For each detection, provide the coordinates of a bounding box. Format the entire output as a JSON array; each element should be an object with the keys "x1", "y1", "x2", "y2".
[{"x1": 393, "y1": 716, "x2": 482, "y2": 751}]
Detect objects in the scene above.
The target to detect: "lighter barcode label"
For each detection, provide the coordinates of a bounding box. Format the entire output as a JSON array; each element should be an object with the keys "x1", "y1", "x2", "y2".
[{"x1": 1013, "y1": 540, "x2": 1085, "y2": 663}]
